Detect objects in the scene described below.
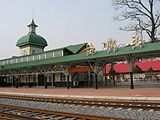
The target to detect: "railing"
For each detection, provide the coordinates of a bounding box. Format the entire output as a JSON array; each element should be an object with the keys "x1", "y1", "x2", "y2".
[{"x1": 0, "y1": 49, "x2": 63, "y2": 66}]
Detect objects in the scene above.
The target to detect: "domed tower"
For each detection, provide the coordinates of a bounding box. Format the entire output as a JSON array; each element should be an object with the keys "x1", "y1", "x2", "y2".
[{"x1": 16, "y1": 19, "x2": 48, "y2": 56}]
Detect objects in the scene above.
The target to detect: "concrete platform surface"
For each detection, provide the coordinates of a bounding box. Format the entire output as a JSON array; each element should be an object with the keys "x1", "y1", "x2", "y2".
[{"x1": 0, "y1": 87, "x2": 160, "y2": 101}]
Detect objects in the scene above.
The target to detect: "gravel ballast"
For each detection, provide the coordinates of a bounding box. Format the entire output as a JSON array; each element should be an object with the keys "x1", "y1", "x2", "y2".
[{"x1": 0, "y1": 98, "x2": 160, "y2": 120}]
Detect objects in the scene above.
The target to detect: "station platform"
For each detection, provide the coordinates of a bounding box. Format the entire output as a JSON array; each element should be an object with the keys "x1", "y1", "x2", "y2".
[{"x1": 0, "y1": 87, "x2": 160, "y2": 101}]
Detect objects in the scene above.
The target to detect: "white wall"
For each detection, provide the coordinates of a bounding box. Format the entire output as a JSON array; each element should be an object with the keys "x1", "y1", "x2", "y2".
[{"x1": 19, "y1": 45, "x2": 44, "y2": 56}]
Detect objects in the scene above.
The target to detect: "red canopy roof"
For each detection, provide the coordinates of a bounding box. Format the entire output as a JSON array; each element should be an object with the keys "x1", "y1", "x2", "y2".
[{"x1": 105, "y1": 60, "x2": 160, "y2": 74}]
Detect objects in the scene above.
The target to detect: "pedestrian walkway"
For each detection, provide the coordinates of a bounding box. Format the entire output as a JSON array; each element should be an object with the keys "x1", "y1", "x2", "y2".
[{"x1": 0, "y1": 87, "x2": 160, "y2": 101}]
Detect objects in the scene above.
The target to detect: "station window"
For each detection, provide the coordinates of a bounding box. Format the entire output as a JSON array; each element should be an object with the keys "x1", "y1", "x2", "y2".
[
  {"x1": 60, "y1": 73, "x2": 65, "y2": 81},
  {"x1": 48, "y1": 74, "x2": 52, "y2": 82},
  {"x1": 32, "y1": 50, "x2": 36, "y2": 54},
  {"x1": 54, "y1": 50, "x2": 62, "y2": 57},
  {"x1": 23, "y1": 51, "x2": 27, "y2": 55}
]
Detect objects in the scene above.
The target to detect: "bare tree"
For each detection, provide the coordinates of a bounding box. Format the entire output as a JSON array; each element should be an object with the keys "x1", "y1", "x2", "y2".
[{"x1": 112, "y1": 0, "x2": 160, "y2": 42}]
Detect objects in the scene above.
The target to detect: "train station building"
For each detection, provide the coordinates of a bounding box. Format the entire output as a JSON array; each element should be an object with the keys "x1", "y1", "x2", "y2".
[{"x1": 0, "y1": 20, "x2": 160, "y2": 89}]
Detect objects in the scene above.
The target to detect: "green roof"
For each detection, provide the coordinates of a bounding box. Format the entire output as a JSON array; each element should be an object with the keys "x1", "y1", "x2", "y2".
[
  {"x1": 2, "y1": 42, "x2": 160, "y2": 70},
  {"x1": 65, "y1": 43, "x2": 86, "y2": 54},
  {"x1": 16, "y1": 34, "x2": 48, "y2": 47},
  {"x1": 39, "y1": 43, "x2": 87, "y2": 55},
  {"x1": 16, "y1": 19, "x2": 47, "y2": 47}
]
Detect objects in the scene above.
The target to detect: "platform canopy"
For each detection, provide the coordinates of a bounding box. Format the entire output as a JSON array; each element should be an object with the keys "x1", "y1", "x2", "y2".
[{"x1": 1, "y1": 42, "x2": 160, "y2": 70}]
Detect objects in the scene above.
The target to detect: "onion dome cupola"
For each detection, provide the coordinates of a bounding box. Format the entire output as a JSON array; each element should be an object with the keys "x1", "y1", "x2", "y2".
[{"x1": 16, "y1": 19, "x2": 48, "y2": 56}]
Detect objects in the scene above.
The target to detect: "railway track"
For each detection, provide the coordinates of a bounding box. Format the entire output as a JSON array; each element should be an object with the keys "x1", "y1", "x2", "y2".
[
  {"x1": 0, "y1": 94, "x2": 160, "y2": 111},
  {"x1": 0, "y1": 104, "x2": 124, "y2": 120}
]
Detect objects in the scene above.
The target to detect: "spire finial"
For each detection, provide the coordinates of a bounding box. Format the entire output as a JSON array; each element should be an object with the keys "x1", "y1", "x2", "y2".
[
  {"x1": 32, "y1": 8, "x2": 34, "y2": 20},
  {"x1": 27, "y1": 19, "x2": 38, "y2": 34}
]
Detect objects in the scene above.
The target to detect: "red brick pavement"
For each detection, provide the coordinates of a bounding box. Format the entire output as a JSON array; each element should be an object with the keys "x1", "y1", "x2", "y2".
[{"x1": 0, "y1": 87, "x2": 160, "y2": 97}]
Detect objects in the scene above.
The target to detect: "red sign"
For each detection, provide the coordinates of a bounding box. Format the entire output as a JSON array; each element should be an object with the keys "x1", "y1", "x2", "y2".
[{"x1": 69, "y1": 66, "x2": 91, "y2": 73}]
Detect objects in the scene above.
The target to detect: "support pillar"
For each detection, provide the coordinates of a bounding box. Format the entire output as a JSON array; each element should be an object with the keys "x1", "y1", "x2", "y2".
[
  {"x1": 10, "y1": 76, "x2": 14, "y2": 87},
  {"x1": 44, "y1": 74, "x2": 47, "y2": 89},
  {"x1": 66, "y1": 74, "x2": 70, "y2": 89},
  {"x1": 130, "y1": 72, "x2": 134, "y2": 89},
  {"x1": 112, "y1": 73, "x2": 115, "y2": 86},
  {"x1": 110, "y1": 62, "x2": 116, "y2": 86},
  {"x1": 15, "y1": 76, "x2": 18, "y2": 88},
  {"x1": 95, "y1": 73, "x2": 98, "y2": 89},
  {"x1": 28, "y1": 75, "x2": 31, "y2": 88},
  {"x1": 88, "y1": 61, "x2": 107, "y2": 89},
  {"x1": 105, "y1": 75, "x2": 107, "y2": 85},
  {"x1": 58, "y1": 64, "x2": 72, "y2": 89},
  {"x1": 52, "y1": 73, "x2": 55, "y2": 87},
  {"x1": 127, "y1": 58, "x2": 135, "y2": 89},
  {"x1": 88, "y1": 72, "x2": 91, "y2": 86}
]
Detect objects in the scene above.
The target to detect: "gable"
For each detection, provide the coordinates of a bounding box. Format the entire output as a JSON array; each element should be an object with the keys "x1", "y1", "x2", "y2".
[{"x1": 65, "y1": 43, "x2": 87, "y2": 54}]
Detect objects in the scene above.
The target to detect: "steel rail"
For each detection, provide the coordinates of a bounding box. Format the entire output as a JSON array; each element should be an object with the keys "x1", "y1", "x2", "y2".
[
  {"x1": 0, "y1": 94, "x2": 160, "y2": 111},
  {"x1": 0, "y1": 112, "x2": 39, "y2": 120},
  {"x1": 0, "y1": 104, "x2": 125, "y2": 120}
]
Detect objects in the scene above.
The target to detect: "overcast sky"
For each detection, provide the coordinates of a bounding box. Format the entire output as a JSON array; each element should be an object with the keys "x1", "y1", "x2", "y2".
[{"x1": 0, "y1": 0, "x2": 134, "y2": 59}]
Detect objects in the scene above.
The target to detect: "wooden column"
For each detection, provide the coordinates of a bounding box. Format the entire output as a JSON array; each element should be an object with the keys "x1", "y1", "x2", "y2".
[
  {"x1": 66, "y1": 74, "x2": 70, "y2": 89},
  {"x1": 127, "y1": 58, "x2": 135, "y2": 89},
  {"x1": 58, "y1": 64, "x2": 72, "y2": 89},
  {"x1": 10, "y1": 76, "x2": 14, "y2": 87},
  {"x1": 130, "y1": 72, "x2": 134, "y2": 89},
  {"x1": 44, "y1": 74, "x2": 47, "y2": 89},
  {"x1": 15, "y1": 76, "x2": 18, "y2": 88},
  {"x1": 28, "y1": 75, "x2": 31, "y2": 88},
  {"x1": 110, "y1": 62, "x2": 115, "y2": 86},
  {"x1": 95, "y1": 73, "x2": 98, "y2": 89},
  {"x1": 88, "y1": 61, "x2": 107, "y2": 89}
]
